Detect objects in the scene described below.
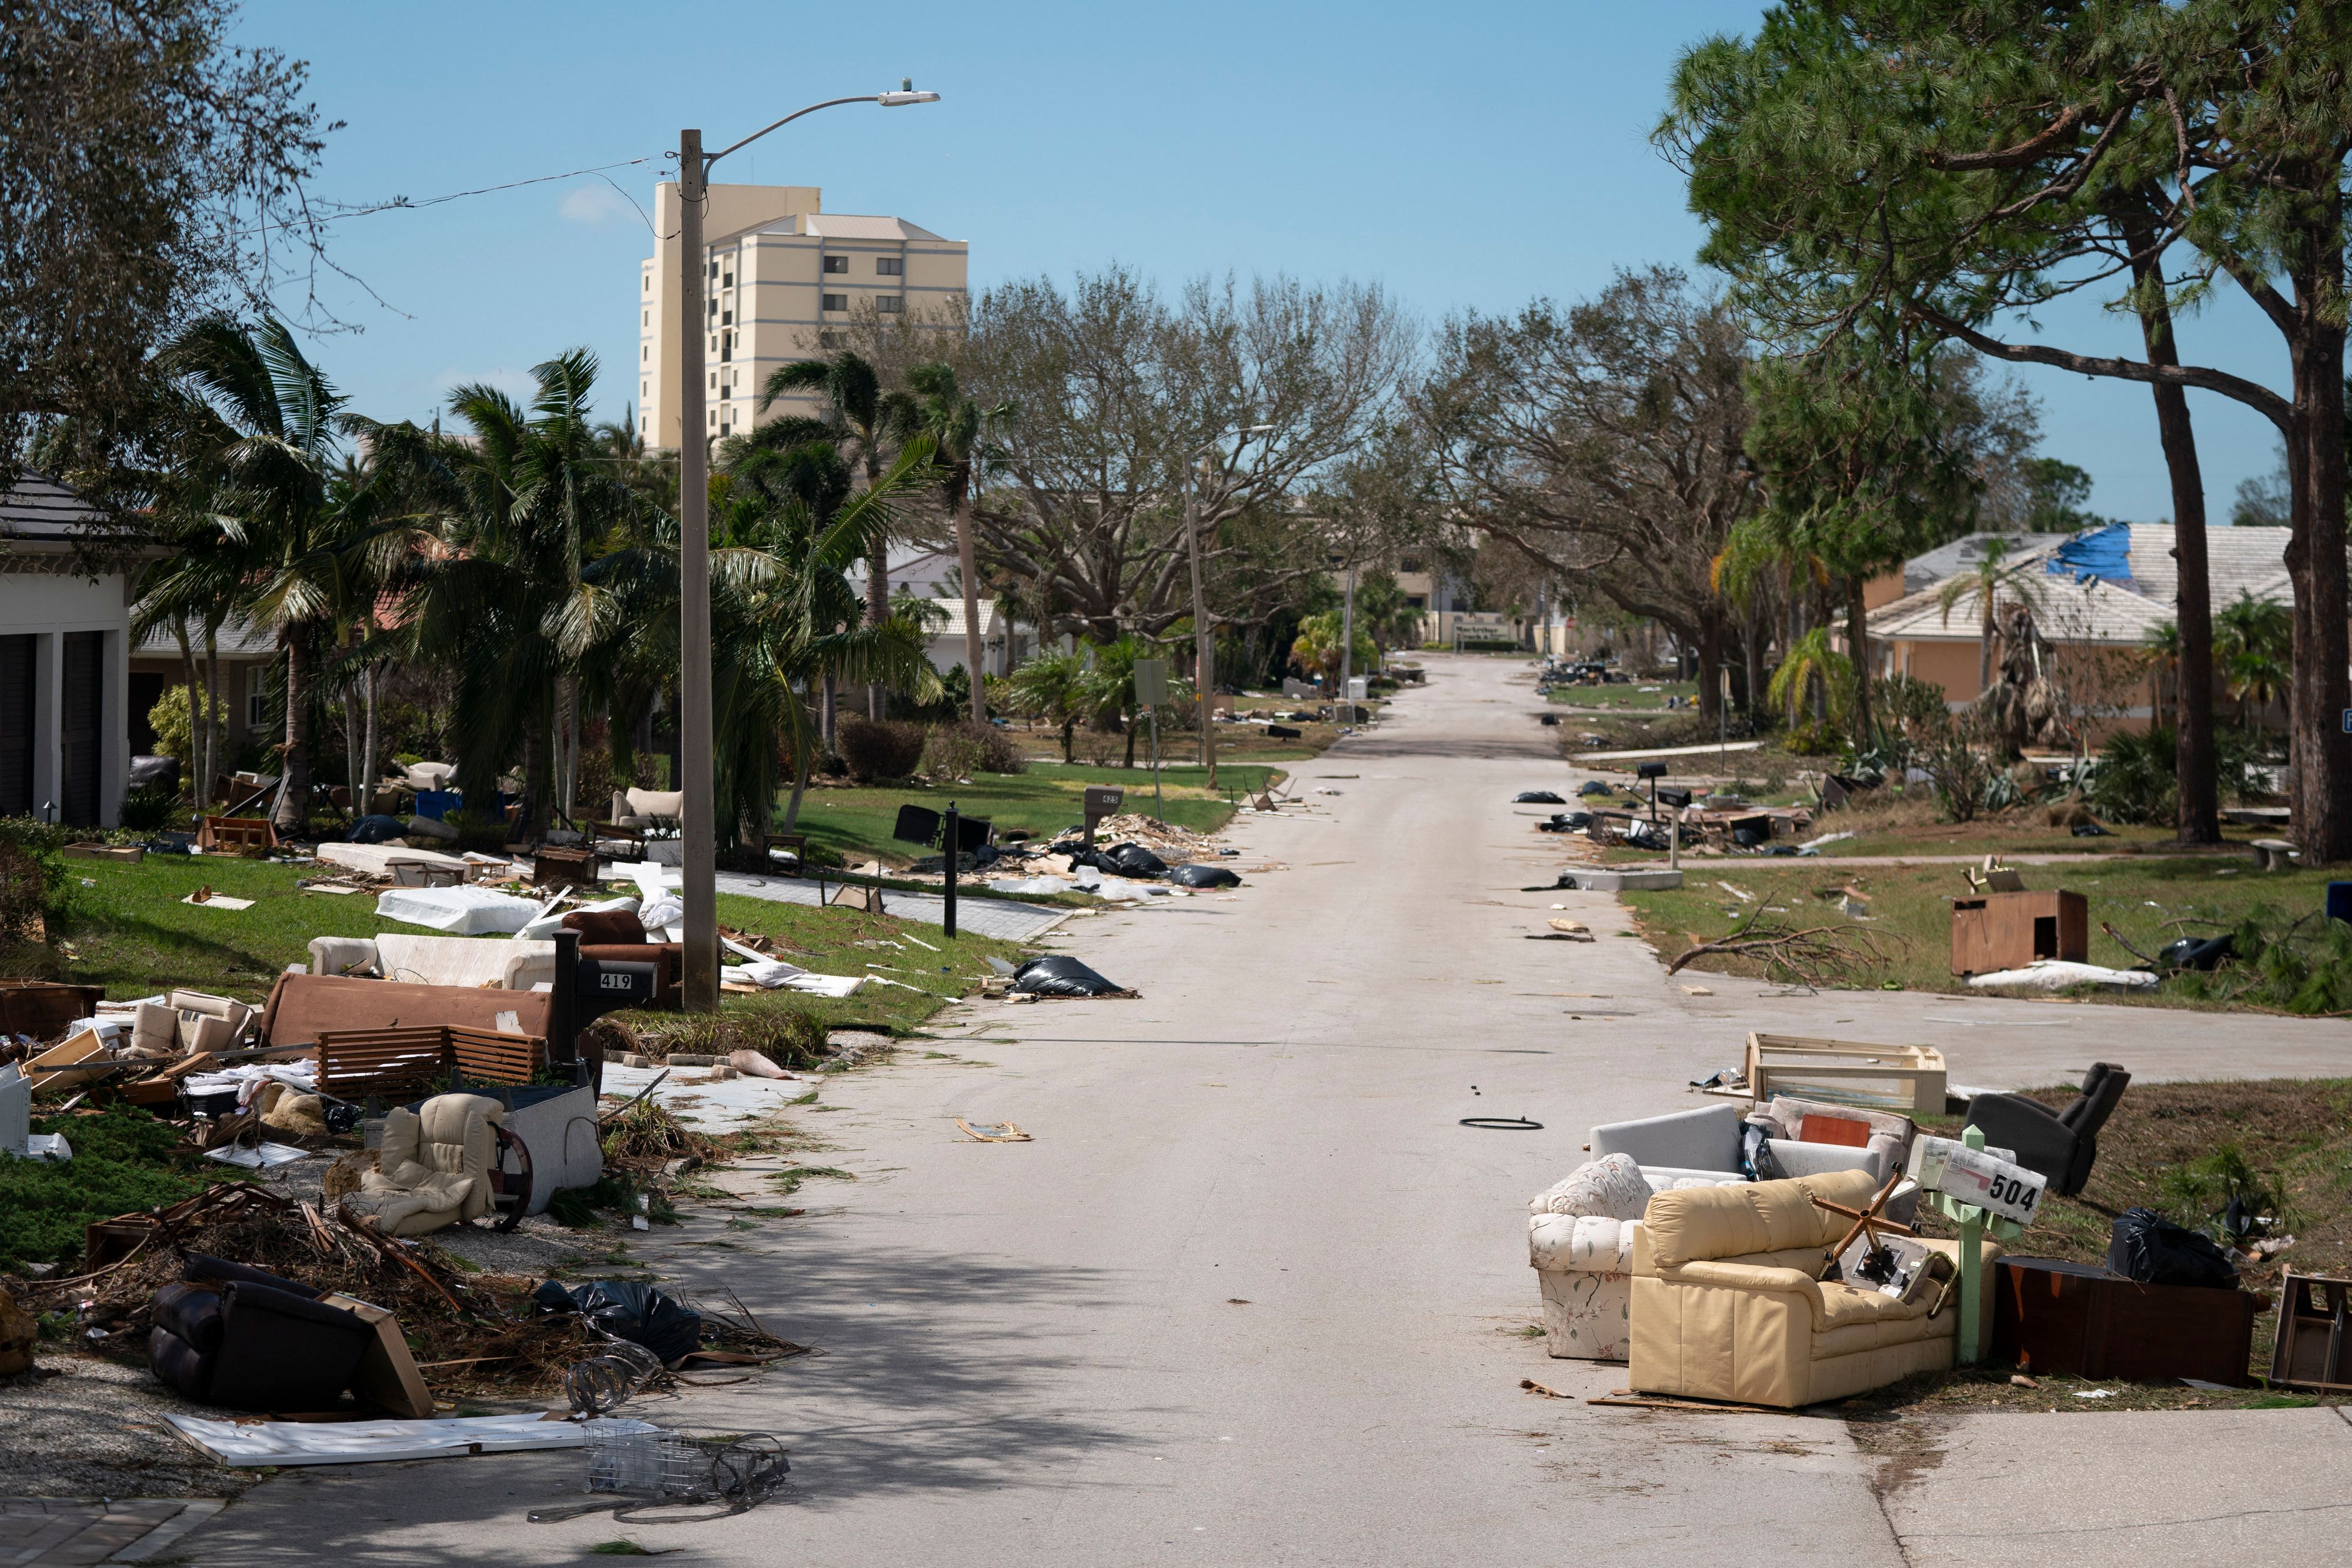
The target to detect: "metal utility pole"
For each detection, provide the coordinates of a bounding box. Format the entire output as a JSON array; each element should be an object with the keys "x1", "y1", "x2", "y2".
[
  {"x1": 672, "y1": 83, "x2": 940, "y2": 1014},
  {"x1": 676, "y1": 126, "x2": 717, "y2": 1014}
]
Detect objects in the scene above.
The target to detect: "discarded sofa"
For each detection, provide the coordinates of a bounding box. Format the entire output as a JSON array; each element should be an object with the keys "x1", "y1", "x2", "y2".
[
  {"x1": 1742, "y1": 1096, "x2": 1916, "y2": 1186},
  {"x1": 1527, "y1": 1153, "x2": 1739, "y2": 1362},
  {"x1": 305, "y1": 933, "x2": 556, "y2": 990},
  {"x1": 1628, "y1": 1169, "x2": 1999, "y2": 1407},
  {"x1": 259, "y1": 972, "x2": 553, "y2": 1050},
  {"x1": 149, "y1": 1257, "x2": 373, "y2": 1411},
  {"x1": 1591, "y1": 1101, "x2": 1879, "y2": 1191},
  {"x1": 610, "y1": 786, "x2": 686, "y2": 829},
  {"x1": 1963, "y1": 1062, "x2": 2129, "y2": 1198},
  {"x1": 341, "y1": 1093, "x2": 509, "y2": 1238}
]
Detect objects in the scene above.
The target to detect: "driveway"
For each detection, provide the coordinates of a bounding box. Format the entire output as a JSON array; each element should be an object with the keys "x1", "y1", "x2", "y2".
[{"x1": 172, "y1": 653, "x2": 2352, "y2": 1567}]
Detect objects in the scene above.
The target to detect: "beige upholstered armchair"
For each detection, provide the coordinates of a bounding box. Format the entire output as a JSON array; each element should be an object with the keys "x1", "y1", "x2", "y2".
[{"x1": 1629, "y1": 1169, "x2": 1999, "y2": 1407}]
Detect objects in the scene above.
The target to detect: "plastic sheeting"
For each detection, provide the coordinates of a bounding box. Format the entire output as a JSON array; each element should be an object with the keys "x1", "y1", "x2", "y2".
[
  {"x1": 1967, "y1": 959, "x2": 2157, "y2": 991},
  {"x1": 166, "y1": 1412, "x2": 651, "y2": 1467},
  {"x1": 375, "y1": 885, "x2": 541, "y2": 935},
  {"x1": 724, "y1": 958, "x2": 866, "y2": 998},
  {"x1": 2044, "y1": 521, "x2": 2133, "y2": 585}
]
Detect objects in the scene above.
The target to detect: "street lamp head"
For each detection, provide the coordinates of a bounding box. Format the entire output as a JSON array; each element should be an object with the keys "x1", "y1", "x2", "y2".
[
  {"x1": 1241, "y1": 424, "x2": 1275, "y2": 436},
  {"x1": 880, "y1": 78, "x2": 941, "y2": 106}
]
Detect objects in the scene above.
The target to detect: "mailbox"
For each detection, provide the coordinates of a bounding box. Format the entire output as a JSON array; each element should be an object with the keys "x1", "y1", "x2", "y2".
[{"x1": 1082, "y1": 785, "x2": 1125, "y2": 845}]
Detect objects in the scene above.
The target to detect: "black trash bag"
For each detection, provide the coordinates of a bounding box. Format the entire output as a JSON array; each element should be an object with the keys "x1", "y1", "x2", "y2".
[
  {"x1": 1535, "y1": 816, "x2": 1575, "y2": 833},
  {"x1": 1731, "y1": 821, "x2": 1772, "y2": 848},
  {"x1": 1010, "y1": 955, "x2": 1129, "y2": 997},
  {"x1": 1514, "y1": 790, "x2": 1566, "y2": 804},
  {"x1": 1577, "y1": 781, "x2": 1613, "y2": 797},
  {"x1": 2106, "y1": 1207, "x2": 2240, "y2": 1289},
  {"x1": 2071, "y1": 820, "x2": 2113, "y2": 837},
  {"x1": 348, "y1": 814, "x2": 407, "y2": 845},
  {"x1": 1266, "y1": 724, "x2": 1302, "y2": 740},
  {"x1": 534, "y1": 1279, "x2": 705, "y2": 1363},
  {"x1": 2159, "y1": 932, "x2": 2234, "y2": 972},
  {"x1": 1102, "y1": 842, "x2": 1167, "y2": 878},
  {"x1": 1169, "y1": 863, "x2": 1241, "y2": 888}
]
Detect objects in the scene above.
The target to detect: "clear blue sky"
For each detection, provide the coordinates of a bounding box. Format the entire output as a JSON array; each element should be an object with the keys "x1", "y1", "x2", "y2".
[{"x1": 237, "y1": 0, "x2": 2289, "y2": 525}]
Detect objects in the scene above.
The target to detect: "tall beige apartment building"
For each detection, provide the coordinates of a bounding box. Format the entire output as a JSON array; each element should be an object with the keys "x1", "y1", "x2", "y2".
[{"x1": 635, "y1": 182, "x2": 967, "y2": 449}]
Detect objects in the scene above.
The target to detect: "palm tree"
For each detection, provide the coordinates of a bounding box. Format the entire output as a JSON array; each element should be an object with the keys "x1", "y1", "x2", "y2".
[
  {"x1": 2214, "y1": 593, "x2": 2291, "y2": 734},
  {"x1": 1765, "y1": 627, "x2": 1856, "y2": 731},
  {"x1": 384, "y1": 350, "x2": 642, "y2": 842},
  {"x1": 760, "y1": 352, "x2": 917, "y2": 720},
  {"x1": 1004, "y1": 647, "x2": 1090, "y2": 763},
  {"x1": 159, "y1": 318, "x2": 366, "y2": 835},
  {"x1": 1936, "y1": 538, "x2": 2045, "y2": 696},
  {"x1": 706, "y1": 434, "x2": 944, "y2": 833},
  {"x1": 902, "y1": 362, "x2": 990, "y2": 723}
]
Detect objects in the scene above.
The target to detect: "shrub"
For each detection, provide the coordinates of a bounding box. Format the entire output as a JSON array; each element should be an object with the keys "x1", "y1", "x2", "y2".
[
  {"x1": 836, "y1": 717, "x2": 926, "y2": 781},
  {"x1": 1782, "y1": 718, "x2": 1845, "y2": 755},
  {"x1": 920, "y1": 721, "x2": 1027, "y2": 778},
  {"x1": 117, "y1": 786, "x2": 176, "y2": 832},
  {"x1": 145, "y1": 687, "x2": 229, "y2": 763},
  {"x1": 0, "y1": 1107, "x2": 206, "y2": 1269}
]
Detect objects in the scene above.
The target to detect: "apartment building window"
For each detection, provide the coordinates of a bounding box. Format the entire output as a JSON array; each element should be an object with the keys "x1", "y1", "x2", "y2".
[
  {"x1": 707, "y1": 297, "x2": 717, "y2": 319},
  {"x1": 876, "y1": 257, "x2": 903, "y2": 276},
  {"x1": 641, "y1": 310, "x2": 649, "y2": 327},
  {"x1": 721, "y1": 309, "x2": 732, "y2": 325},
  {"x1": 640, "y1": 346, "x2": 647, "y2": 361},
  {"x1": 708, "y1": 260, "x2": 718, "y2": 279},
  {"x1": 643, "y1": 275, "x2": 650, "y2": 293},
  {"x1": 722, "y1": 270, "x2": 733, "y2": 287},
  {"x1": 822, "y1": 293, "x2": 848, "y2": 312},
  {"x1": 823, "y1": 255, "x2": 847, "y2": 274},
  {"x1": 818, "y1": 331, "x2": 842, "y2": 349},
  {"x1": 720, "y1": 332, "x2": 732, "y2": 362},
  {"x1": 641, "y1": 380, "x2": 648, "y2": 398},
  {"x1": 875, "y1": 295, "x2": 903, "y2": 313}
]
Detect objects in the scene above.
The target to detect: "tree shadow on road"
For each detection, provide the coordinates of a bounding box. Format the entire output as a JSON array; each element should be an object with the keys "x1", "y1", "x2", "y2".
[{"x1": 169, "y1": 1222, "x2": 1151, "y2": 1564}]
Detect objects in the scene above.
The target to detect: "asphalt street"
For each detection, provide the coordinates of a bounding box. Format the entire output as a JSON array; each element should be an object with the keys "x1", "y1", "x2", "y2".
[{"x1": 178, "y1": 653, "x2": 2352, "y2": 1567}]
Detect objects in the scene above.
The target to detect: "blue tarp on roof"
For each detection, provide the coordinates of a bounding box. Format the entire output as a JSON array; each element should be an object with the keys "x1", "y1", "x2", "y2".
[{"x1": 2044, "y1": 522, "x2": 2132, "y2": 584}]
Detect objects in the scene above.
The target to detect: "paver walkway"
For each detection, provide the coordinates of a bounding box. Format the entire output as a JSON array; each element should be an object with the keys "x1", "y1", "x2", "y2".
[{"x1": 0, "y1": 1497, "x2": 221, "y2": 1566}]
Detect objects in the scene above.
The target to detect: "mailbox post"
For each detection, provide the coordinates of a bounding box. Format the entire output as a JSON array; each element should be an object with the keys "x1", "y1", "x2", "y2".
[
  {"x1": 944, "y1": 803, "x2": 960, "y2": 939},
  {"x1": 1083, "y1": 785, "x2": 1125, "y2": 846}
]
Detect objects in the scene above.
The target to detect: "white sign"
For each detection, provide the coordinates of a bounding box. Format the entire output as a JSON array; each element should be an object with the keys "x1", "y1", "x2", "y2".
[{"x1": 1906, "y1": 1135, "x2": 2046, "y2": 1226}]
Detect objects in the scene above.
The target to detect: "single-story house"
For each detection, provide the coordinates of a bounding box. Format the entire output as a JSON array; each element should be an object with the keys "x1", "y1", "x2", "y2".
[
  {"x1": 1861, "y1": 523, "x2": 2293, "y2": 735},
  {"x1": 128, "y1": 613, "x2": 279, "y2": 762},
  {"x1": 0, "y1": 476, "x2": 147, "y2": 825}
]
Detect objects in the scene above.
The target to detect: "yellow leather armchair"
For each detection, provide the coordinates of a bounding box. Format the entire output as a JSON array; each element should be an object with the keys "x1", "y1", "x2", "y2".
[{"x1": 1629, "y1": 1169, "x2": 1999, "y2": 1407}]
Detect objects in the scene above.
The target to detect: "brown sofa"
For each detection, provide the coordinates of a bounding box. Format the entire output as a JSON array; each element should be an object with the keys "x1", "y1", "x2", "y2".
[{"x1": 1629, "y1": 1168, "x2": 1999, "y2": 1407}]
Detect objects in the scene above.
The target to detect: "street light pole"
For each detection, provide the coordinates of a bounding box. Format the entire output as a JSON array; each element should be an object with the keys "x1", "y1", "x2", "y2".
[
  {"x1": 674, "y1": 83, "x2": 938, "y2": 1014},
  {"x1": 1183, "y1": 426, "x2": 1270, "y2": 791},
  {"x1": 677, "y1": 126, "x2": 716, "y2": 1014}
]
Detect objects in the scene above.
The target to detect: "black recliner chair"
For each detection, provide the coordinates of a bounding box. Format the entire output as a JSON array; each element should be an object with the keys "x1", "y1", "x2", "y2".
[
  {"x1": 1963, "y1": 1062, "x2": 2130, "y2": 1198},
  {"x1": 148, "y1": 1254, "x2": 373, "y2": 1411}
]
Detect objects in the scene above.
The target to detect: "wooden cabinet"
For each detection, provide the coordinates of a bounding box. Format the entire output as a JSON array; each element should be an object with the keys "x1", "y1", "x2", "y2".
[
  {"x1": 1950, "y1": 890, "x2": 2087, "y2": 975},
  {"x1": 1991, "y1": 1256, "x2": 2260, "y2": 1385}
]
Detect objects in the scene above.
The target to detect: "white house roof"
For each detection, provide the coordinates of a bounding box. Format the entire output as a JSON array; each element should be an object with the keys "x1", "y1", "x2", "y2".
[
  {"x1": 1875, "y1": 522, "x2": 2294, "y2": 648},
  {"x1": 920, "y1": 596, "x2": 1004, "y2": 641}
]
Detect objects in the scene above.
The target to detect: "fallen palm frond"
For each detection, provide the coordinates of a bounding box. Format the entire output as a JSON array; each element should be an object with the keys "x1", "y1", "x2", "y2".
[{"x1": 1665, "y1": 889, "x2": 1907, "y2": 988}]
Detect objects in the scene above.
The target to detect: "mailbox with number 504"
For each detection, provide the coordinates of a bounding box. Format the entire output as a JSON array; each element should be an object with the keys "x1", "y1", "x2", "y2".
[{"x1": 1906, "y1": 1134, "x2": 2046, "y2": 1226}]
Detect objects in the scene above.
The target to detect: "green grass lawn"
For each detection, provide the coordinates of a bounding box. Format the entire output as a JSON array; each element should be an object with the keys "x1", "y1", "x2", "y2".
[
  {"x1": 1623, "y1": 855, "x2": 2340, "y2": 1008},
  {"x1": 1546, "y1": 677, "x2": 1702, "y2": 712},
  {"x1": 784, "y1": 760, "x2": 1285, "y2": 870},
  {"x1": 55, "y1": 851, "x2": 1033, "y2": 1028}
]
